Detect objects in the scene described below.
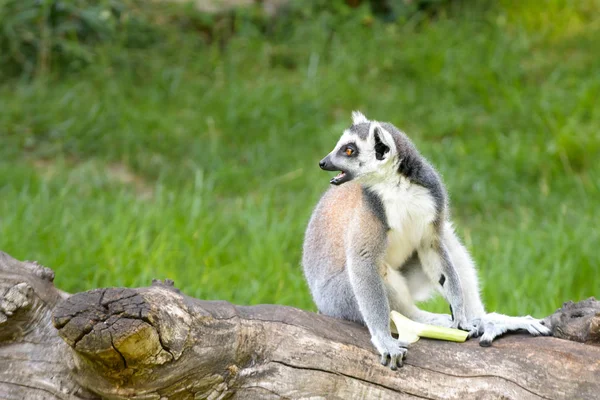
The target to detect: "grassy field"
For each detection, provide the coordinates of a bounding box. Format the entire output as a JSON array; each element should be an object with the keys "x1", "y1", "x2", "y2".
[{"x1": 0, "y1": 0, "x2": 598, "y2": 318}]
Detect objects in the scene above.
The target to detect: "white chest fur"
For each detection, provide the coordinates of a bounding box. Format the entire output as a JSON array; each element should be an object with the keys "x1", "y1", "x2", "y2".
[{"x1": 369, "y1": 178, "x2": 437, "y2": 269}]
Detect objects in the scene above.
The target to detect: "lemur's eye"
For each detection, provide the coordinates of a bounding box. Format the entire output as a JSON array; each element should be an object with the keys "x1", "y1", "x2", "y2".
[{"x1": 345, "y1": 148, "x2": 354, "y2": 156}]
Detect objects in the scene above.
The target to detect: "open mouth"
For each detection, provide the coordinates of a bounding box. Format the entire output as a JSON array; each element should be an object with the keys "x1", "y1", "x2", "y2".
[{"x1": 330, "y1": 171, "x2": 352, "y2": 185}]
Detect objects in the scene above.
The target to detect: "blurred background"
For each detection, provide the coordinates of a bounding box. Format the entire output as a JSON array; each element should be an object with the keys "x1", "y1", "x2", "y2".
[{"x1": 0, "y1": 0, "x2": 598, "y2": 317}]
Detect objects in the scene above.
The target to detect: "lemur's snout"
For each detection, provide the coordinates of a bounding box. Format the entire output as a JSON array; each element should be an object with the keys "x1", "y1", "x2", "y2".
[
  {"x1": 319, "y1": 155, "x2": 337, "y2": 171},
  {"x1": 319, "y1": 156, "x2": 333, "y2": 170},
  {"x1": 319, "y1": 155, "x2": 351, "y2": 185}
]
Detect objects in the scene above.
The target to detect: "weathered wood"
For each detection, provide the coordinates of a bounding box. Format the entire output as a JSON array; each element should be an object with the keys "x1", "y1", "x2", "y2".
[
  {"x1": 543, "y1": 297, "x2": 600, "y2": 345},
  {"x1": 0, "y1": 251, "x2": 599, "y2": 400}
]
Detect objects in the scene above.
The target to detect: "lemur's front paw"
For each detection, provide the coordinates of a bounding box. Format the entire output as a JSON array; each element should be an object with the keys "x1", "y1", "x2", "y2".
[
  {"x1": 372, "y1": 334, "x2": 409, "y2": 370},
  {"x1": 456, "y1": 320, "x2": 479, "y2": 337},
  {"x1": 468, "y1": 313, "x2": 552, "y2": 346},
  {"x1": 421, "y1": 313, "x2": 454, "y2": 328},
  {"x1": 450, "y1": 309, "x2": 477, "y2": 335}
]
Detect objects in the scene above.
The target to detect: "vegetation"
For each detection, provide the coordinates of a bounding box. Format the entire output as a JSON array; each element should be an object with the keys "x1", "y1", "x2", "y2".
[{"x1": 1, "y1": 0, "x2": 598, "y2": 317}]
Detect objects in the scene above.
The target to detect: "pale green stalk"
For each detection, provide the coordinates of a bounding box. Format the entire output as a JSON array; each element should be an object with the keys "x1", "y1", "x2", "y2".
[{"x1": 390, "y1": 310, "x2": 469, "y2": 344}]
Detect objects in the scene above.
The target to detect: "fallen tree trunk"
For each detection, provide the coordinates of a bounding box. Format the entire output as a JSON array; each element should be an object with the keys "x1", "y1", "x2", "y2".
[{"x1": 0, "y1": 251, "x2": 599, "y2": 400}]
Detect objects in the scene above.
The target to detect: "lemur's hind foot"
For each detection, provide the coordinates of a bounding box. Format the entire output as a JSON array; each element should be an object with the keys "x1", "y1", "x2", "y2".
[{"x1": 468, "y1": 313, "x2": 552, "y2": 346}]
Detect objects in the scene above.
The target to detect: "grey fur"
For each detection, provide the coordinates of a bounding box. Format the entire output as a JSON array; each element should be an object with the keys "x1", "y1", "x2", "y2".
[
  {"x1": 312, "y1": 271, "x2": 363, "y2": 324},
  {"x1": 349, "y1": 122, "x2": 370, "y2": 140},
  {"x1": 361, "y1": 186, "x2": 388, "y2": 230},
  {"x1": 346, "y1": 226, "x2": 408, "y2": 366},
  {"x1": 418, "y1": 240, "x2": 466, "y2": 326},
  {"x1": 359, "y1": 237, "x2": 412, "y2": 369}
]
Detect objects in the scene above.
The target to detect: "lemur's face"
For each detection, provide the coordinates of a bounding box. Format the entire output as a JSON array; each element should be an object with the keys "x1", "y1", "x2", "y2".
[{"x1": 319, "y1": 112, "x2": 397, "y2": 185}]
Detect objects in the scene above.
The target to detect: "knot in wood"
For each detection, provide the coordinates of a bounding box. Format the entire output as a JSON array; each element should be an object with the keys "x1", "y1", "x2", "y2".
[
  {"x1": 52, "y1": 287, "x2": 179, "y2": 373},
  {"x1": 0, "y1": 282, "x2": 34, "y2": 340},
  {"x1": 151, "y1": 278, "x2": 180, "y2": 293},
  {"x1": 544, "y1": 296, "x2": 600, "y2": 345},
  {"x1": 25, "y1": 260, "x2": 55, "y2": 282}
]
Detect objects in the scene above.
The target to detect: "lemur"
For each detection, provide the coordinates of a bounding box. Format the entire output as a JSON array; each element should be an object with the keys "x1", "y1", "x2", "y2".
[{"x1": 302, "y1": 112, "x2": 550, "y2": 370}]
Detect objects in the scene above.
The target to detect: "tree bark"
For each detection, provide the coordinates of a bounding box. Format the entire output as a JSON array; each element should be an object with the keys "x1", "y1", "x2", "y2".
[{"x1": 0, "y1": 251, "x2": 599, "y2": 400}]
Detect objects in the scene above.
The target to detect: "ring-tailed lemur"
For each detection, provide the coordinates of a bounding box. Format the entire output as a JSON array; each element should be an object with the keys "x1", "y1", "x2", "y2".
[{"x1": 302, "y1": 111, "x2": 550, "y2": 370}]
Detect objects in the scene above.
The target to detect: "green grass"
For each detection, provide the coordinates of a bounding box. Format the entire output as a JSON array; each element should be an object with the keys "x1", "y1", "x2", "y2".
[{"x1": 0, "y1": 0, "x2": 599, "y2": 318}]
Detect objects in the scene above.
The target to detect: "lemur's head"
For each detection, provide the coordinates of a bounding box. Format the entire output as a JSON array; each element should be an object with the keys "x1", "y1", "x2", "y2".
[{"x1": 319, "y1": 111, "x2": 399, "y2": 185}]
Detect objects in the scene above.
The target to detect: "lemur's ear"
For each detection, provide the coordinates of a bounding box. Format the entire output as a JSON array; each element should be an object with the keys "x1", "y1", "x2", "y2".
[
  {"x1": 371, "y1": 125, "x2": 394, "y2": 160},
  {"x1": 351, "y1": 111, "x2": 368, "y2": 125}
]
